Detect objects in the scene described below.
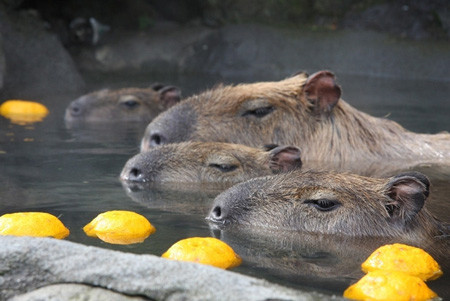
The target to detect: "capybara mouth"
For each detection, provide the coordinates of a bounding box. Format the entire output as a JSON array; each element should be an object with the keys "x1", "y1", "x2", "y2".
[
  {"x1": 120, "y1": 179, "x2": 148, "y2": 193},
  {"x1": 205, "y1": 217, "x2": 230, "y2": 230}
]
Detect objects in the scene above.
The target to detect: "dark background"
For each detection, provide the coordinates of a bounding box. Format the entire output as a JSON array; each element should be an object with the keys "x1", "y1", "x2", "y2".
[{"x1": 0, "y1": 0, "x2": 449, "y2": 99}]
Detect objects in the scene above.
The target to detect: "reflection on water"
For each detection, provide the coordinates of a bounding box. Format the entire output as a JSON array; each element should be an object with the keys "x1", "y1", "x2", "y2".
[
  {"x1": 211, "y1": 226, "x2": 449, "y2": 296},
  {"x1": 0, "y1": 73, "x2": 449, "y2": 297},
  {"x1": 122, "y1": 181, "x2": 228, "y2": 216}
]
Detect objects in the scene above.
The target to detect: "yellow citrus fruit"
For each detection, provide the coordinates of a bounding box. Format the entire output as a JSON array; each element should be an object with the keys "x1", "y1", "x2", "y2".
[
  {"x1": 0, "y1": 212, "x2": 69, "y2": 239},
  {"x1": 161, "y1": 237, "x2": 242, "y2": 269},
  {"x1": 0, "y1": 100, "x2": 49, "y2": 124},
  {"x1": 361, "y1": 243, "x2": 443, "y2": 281},
  {"x1": 344, "y1": 270, "x2": 438, "y2": 301},
  {"x1": 83, "y1": 210, "x2": 155, "y2": 245}
]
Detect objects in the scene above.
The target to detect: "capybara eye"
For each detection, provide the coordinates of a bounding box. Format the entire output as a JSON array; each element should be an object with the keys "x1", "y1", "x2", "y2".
[
  {"x1": 122, "y1": 100, "x2": 139, "y2": 108},
  {"x1": 209, "y1": 163, "x2": 238, "y2": 173},
  {"x1": 242, "y1": 106, "x2": 274, "y2": 118},
  {"x1": 304, "y1": 199, "x2": 341, "y2": 212}
]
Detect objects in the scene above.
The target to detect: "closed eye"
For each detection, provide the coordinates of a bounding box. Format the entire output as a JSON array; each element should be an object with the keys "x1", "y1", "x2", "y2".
[
  {"x1": 121, "y1": 100, "x2": 140, "y2": 108},
  {"x1": 304, "y1": 199, "x2": 341, "y2": 212},
  {"x1": 242, "y1": 106, "x2": 274, "y2": 118},
  {"x1": 209, "y1": 163, "x2": 238, "y2": 173}
]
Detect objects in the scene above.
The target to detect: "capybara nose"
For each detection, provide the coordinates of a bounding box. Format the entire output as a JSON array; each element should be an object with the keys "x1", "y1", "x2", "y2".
[
  {"x1": 150, "y1": 132, "x2": 166, "y2": 147},
  {"x1": 209, "y1": 205, "x2": 224, "y2": 222},
  {"x1": 129, "y1": 167, "x2": 144, "y2": 181},
  {"x1": 122, "y1": 167, "x2": 144, "y2": 182}
]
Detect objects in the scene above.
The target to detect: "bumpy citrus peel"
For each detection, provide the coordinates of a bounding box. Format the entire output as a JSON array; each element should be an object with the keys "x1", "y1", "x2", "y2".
[
  {"x1": 0, "y1": 100, "x2": 49, "y2": 124},
  {"x1": 83, "y1": 210, "x2": 155, "y2": 244},
  {"x1": 344, "y1": 243, "x2": 442, "y2": 300},
  {"x1": 0, "y1": 212, "x2": 69, "y2": 239},
  {"x1": 344, "y1": 270, "x2": 437, "y2": 301},
  {"x1": 362, "y1": 243, "x2": 442, "y2": 281},
  {"x1": 162, "y1": 237, "x2": 242, "y2": 269}
]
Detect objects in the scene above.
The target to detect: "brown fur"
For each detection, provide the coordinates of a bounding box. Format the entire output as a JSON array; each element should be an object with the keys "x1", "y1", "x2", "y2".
[
  {"x1": 207, "y1": 170, "x2": 447, "y2": 240},
  {"x1": 141, "y1": 72, "x2": 450, "y2": 175},
  {"x1": 121, "y1": 142, "x2": 302, "y2": 184},
  {"x1": 65, "y1": 84, "x2": 180, "y2": 124}
]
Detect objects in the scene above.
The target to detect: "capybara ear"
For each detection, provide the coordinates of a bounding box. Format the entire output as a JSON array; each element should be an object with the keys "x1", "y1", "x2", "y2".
[
  {"x1": 303, "y1": 70, "x2": 341, "y2": 115},
  {"x1": 150, "y1": 83, "x2": 165, "y2": 91},
  {"x1": 262, "y1": 144, "x2": 280, "y2": 151},
  {"x1": 384, "y1": 172, "x2": 430, "y2": 222},
  {"x1": 291, "y1": 70, "x2": 309, "y2": 77},
  {"x1": 268, "y1": 146, "x2": 302, "y2": 173},
  {"x1": 159, "y1": 86, "x2": 181, "y2": 109}
]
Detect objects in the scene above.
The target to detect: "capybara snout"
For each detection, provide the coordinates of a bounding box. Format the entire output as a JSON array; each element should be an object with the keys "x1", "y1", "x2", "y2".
[{"x1": 141, "y1": 102, "x2": 197, "y2": 151}]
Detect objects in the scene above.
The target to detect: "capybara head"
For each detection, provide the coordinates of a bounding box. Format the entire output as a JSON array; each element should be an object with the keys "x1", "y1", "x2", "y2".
[
  {"x1": 120, "y1": 142, "x2": 302, "y2": 184},
  {"x1": 140, "y1": 71, "x2": 340, "y2": 151},
  {"x1": 207, "y1": 170, "x2": 446, "y2": 238},
  {"x1": 65, "y1": 84, "x2": 181, "y2": 124}
]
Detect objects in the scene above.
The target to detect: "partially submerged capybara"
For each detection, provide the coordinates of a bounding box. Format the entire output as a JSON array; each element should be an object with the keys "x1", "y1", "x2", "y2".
[
  {"x1": 121, "y1": 142, "x2": 302, "y2": 184},
  {"x1": 65, "y1": 84, "x2": 181, "y2": 124},
  {"x1": 207, "y1": 170, "x2": 448, "y2": 240},
  {"x1": 141, "y1": 71, "x2": 450, "y2": 175}
]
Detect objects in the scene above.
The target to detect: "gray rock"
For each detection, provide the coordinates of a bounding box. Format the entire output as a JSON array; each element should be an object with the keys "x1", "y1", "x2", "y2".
[
  {"x1": 76, "y1": 22, "x2": 213, "y2": 74},
  {"x1": 11, "y1": 284, "x2": 148, "y2": 301},
  {"x1": 0, "y1": 236, "x2": 342, "y2": 301},
  {"x1": 0, "y1": 32, "x2": 4, "y2": 91},
  {"x1": 186, "y1": 24, "x2": 450, "y2": 81},
  {"x1": 75, "y1": 23, "x2": 450, "y2": 82},
  {"x1": 0, "y1": 8, "x2": 85, "y2": 99},
  {"x1": 342, "y1": 1, "x2": 450, "y2": 40}
]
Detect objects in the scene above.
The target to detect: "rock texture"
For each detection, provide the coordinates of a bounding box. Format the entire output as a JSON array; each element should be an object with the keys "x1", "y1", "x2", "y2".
[
  {"x1": 75, "y1": 23, "x2": 450, "y2": 82},
  {"x1": 0, "y1": 236, "x2": 342, "y2": 301},
  {"x1": 11, "y1": 284, "x2": 148, "y2": 301},
  {"x1": 0, "y1": 33, "x2": 4, "y2": 90},
  {"x1": 0, "y1": 7, "x2": 85, "y2": 99}
]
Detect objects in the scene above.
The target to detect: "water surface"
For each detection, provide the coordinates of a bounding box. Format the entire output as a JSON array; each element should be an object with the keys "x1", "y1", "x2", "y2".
[{"x1": 1, "y1": 72, "x2": 449, "y2": 297}]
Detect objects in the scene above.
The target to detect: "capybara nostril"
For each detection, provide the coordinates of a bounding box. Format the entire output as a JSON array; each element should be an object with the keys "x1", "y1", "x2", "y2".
[
  {"x1": 69, "y1": 103, "x2": 82, "y2": 117},
  {"x1": 128, "y1": 167, "x2": 144, "y2": 182},
  {"x1": 150, "y1": 133, "x2": 166, "y2": 147},
  {"x1": 211, "y1": 206, "x2": 223, "y2": 220}
]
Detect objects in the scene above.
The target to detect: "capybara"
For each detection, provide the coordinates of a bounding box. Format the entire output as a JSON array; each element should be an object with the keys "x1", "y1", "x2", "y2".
[
  {"x1": 141, "y1": 71, "x2": 450, "y2": 175},
  {"x1": 65, "y1": 84, "x2": 181, "y2": 124},
  {"x1": 207, "y1": 170, "x2": 448, "y2": 240},
  {"x1": 120, "y1": 142, "x2": 302, "y2": 184}
]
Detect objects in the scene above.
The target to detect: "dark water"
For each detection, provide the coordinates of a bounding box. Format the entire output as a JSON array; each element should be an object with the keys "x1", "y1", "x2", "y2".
[{"x1": 1, "y1": 72, "x2": 449, "y2": 298}]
